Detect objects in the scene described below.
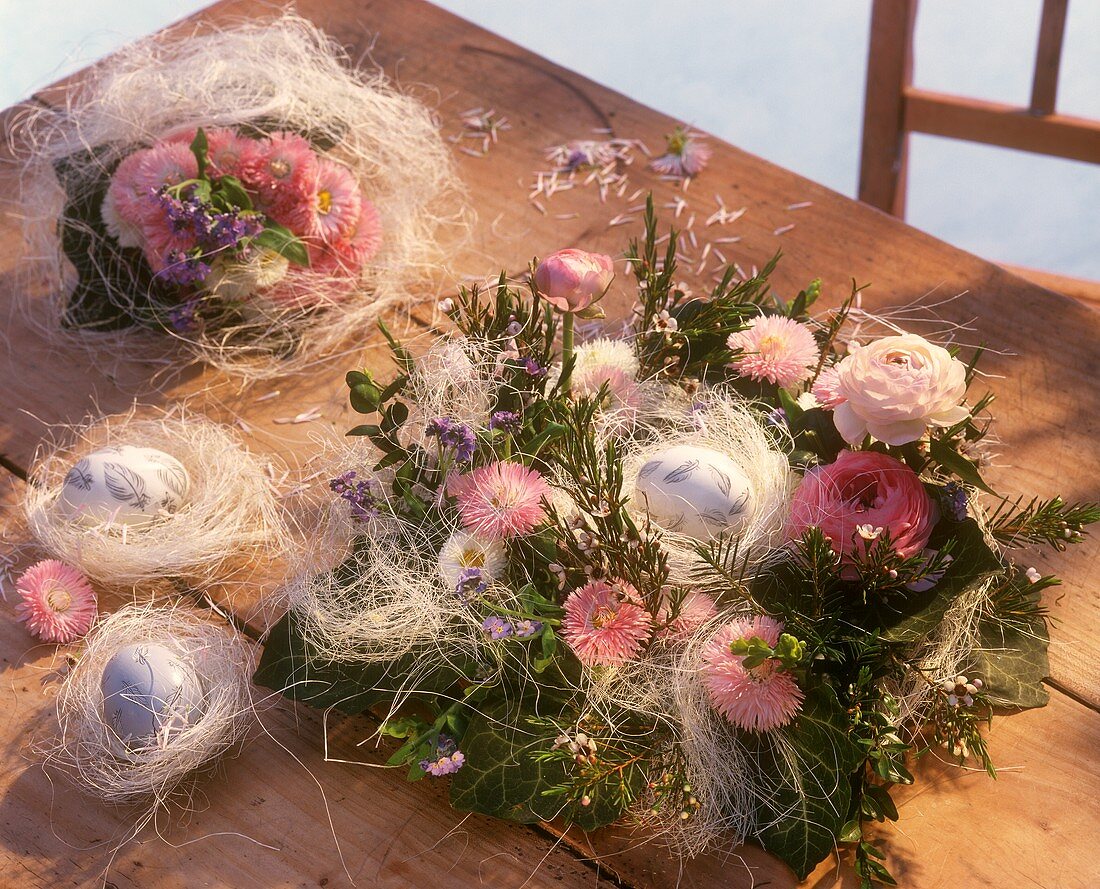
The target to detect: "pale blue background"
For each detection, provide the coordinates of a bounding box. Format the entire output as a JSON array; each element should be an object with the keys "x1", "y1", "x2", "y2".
[{"x1": 2, "y1": 0, "x2": 1096, "y2": 277}]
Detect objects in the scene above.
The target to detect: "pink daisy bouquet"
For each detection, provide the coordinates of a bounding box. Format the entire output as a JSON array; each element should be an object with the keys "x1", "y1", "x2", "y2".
[
  {"x1": 256, "y1": 200, "x2": 1097, "y2": 885},
  {"x1": 19, "y1": 15, "x2": 463, "y2": 376},
  {"x1": 91, "y1": 125, "x2": 381, "y2": 329}
]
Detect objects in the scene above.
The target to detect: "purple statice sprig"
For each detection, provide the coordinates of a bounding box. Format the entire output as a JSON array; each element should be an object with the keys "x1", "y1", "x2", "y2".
[
  {"x1": 425, "y1": 416, "x2": 477, "y2": 463},
  {"x1": 166, "y1": 297, "x2": 202, "y2": 333},
  {"x1": 330, "y1": 470, "x2": 378, "y2": 521},
  {"x1": 940, "y1": 482, "x2": 969, "y2": 522},
  {"x1": 156, "y1": 248, "x2": 212, "y2": 288},
  {"x1": 489, "y1": 410, "x2": 522, "y2": 434}
]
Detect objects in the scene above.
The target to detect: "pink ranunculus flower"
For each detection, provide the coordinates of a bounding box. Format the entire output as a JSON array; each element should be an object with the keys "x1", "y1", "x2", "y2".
[
  {"x1": 831, "y1": 334, "x2": 969, "y2": 446},
  {"x1": 786, "y1": 449, "x2": 938, "y2": 563},
  {"x1": 533, "y1": 248, "x2": 615, "y2": 313}
]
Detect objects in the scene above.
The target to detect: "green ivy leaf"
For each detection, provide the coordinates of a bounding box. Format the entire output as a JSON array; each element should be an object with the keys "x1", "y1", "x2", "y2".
[
  {"x1": 872, "y1": 519, "x2": 1001, "y2": 643},
  {"x1": 254, "y1": 223, "x2": 310, "y2": 267},
  {"x1": 970, "y1": 613, "x2": 1050, "y2": 709},
  {"x1": 929, "y1": 438, "x2": 996, "y2": 495},
  {"x1": 254, "y1": 609, "x2": 465, "y2": 715},
  {"x1": 755, "y1": 686, "x2": 864, "y2": 880},
  {"x1": 216, "y1": 175, "x2": 253, "y2": 210},
  {"x1": 449, "y1": 701, "x2": 634, "y2": 831}
]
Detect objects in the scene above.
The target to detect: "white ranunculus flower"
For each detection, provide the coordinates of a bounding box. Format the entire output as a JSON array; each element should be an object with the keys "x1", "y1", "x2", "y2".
[{"x1": 832, "y1": 334, "x2": 969, "y2": 446}]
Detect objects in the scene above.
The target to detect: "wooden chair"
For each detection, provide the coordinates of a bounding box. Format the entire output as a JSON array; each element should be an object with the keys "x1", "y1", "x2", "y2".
[{"x1": 858, "y1": 0, "x2": 1100, "y2": 301}]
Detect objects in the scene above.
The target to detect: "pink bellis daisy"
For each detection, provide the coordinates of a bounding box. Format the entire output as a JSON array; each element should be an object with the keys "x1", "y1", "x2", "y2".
[
  {"x1": 810, "y1": 365, "x2": 846, "y2": 409},
  {"x1": 448, "y1": 461, "x2": 550, "y2": 540},
  {"x1": 562, "y1": 579, "x2": 652, "y2": 666},
  {"x1": 657, "y1": 591, "x2": 719, "y2": 643},
  {"x1": 287, "y1": 158, "x2": 363, "y2": 242},
  {"x1": 238, "y1": 131, "x2": 319, "y2": 223},
  {"x1": 701, "y1": 615, "x2": 804, "y2": 733},
  {"x1": 15, "y1": 560, "x2": 97, "y2": 644},
  {"x1": 164, "y1": 127, "x2": 250, "y2": 178},
  {"x1": 651, "y1": 127, "x2": 711, "y2": 177},
  {"x1": 727, "y1": 315, "x2": 820, "y2": 389}
]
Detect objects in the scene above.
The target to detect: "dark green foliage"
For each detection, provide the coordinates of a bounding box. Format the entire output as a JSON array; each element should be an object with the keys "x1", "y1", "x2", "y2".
[{"x1": 755, "y1": 687, "x2": 864, "y2": 879}]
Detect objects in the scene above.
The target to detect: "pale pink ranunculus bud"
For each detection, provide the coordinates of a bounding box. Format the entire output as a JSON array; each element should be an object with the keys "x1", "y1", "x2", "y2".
[
  {"x1": 832, "y1": 334, "x2": 969, "y2": 446},
  {"x1": 533, "y1": 248, "x2": 614, "y2": 313}
]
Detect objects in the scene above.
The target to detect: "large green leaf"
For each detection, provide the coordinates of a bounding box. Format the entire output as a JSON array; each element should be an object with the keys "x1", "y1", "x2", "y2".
[
  {"x1": 755, "y1": 686, "x2": 864, "y2": 880},
  {"x1": 874, "y1": 518, "x2": 1001, "y2": 643},
  {"x1": 449, "y1": 701, "x2": 635, "y2": 831},
  {"x1": 970, "y1": 615, "x2": 1050, "y2": 709}
]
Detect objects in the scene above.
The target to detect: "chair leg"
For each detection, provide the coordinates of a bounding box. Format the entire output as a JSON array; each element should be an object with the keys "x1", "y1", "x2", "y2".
[{"x1": 858, "y1": 0, "x2": 918, "y2": 217}]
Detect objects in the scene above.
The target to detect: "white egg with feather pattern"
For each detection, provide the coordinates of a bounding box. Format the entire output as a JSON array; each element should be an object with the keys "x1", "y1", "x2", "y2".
[
  {"x1": 632, "y1": 444, "x2": 755, "y2": 540},
  {"x1": 58, "y1": 445, "x2": 191, "y2": 528}
]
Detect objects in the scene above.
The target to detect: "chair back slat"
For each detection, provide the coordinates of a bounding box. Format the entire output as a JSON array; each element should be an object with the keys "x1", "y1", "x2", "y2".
[{"x1": 859, "y1": 0, "x2": 1097, "y2": 221}]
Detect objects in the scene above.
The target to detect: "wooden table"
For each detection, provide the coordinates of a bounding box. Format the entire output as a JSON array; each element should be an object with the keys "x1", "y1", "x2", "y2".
[{"x1": 1, "y1": 2, "x2": 1098, "y2": 886}]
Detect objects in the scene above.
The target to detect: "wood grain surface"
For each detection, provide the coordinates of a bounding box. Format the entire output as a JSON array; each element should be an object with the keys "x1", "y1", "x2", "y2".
[{"x1": 0, "y1": 1, "x2": 1097, "y2": 886}]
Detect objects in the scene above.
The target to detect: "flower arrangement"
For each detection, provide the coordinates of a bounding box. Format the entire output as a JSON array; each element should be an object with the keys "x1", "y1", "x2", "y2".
[
  {"x1": 100, "y1": 126, "x2": 380, "y2": 317},
  {"x1": 17, "y1": 15, "x2": 464, "y2": 378},
  {"x1": 255, "y1": 201, "x2": 1097, "y2": 884}
]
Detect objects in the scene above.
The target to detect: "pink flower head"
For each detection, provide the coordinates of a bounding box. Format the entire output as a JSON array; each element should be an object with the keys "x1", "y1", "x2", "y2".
[
  {"x1": 238, "y1": 131, "x2": 318, "y2": 223},
  {"x1": 165, "y1": 127, "x2": 250, "y2": 178},
  {"x1": 651, "y1": 128, "x2": 711, "y2": 177},
  {"x1": 726, "y1": 315, "x2": 820, "y2": 389},
  {"x1": 657, "y1": 591, "x2": 719, "y2": 643},
  {"x1": 702, "y1": 615, "x2": 804, "y2": 732},
  {"x1": 832, "y1": 335, "x2": 969, "y2": 446},
  {"x1": 447, "y1": 461, "x2": 551, "y2": 540},
  {"x1": 810, "y1": 365, "x2": 846, "y2": 409},
  {"x1": 286, "y1": 158, "x2": 363, "y2": 242},
  {"x1": 786, "y1": 449, "x2": 938, "y2": 564},
  {"x1": 15, "y1": 560, "x2": 97, "y2": 644},
  {"x1": 562, "y1": 579, "x2": 652, "y2": 666},
  {"x1": 534, "y1": 248, "x2": 615, "y2": 313},
  {"x1": 106, "y1": 142, "x2": 198, "y2": 227}
]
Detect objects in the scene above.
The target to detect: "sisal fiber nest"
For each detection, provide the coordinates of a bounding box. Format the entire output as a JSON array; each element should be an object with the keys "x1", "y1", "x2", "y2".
[
  {"x1": 43, "y1": 602, "x2": 255, "y2": 806},
  {"x1": 13, "y1": 12, "x2": 468, "y2": 379},
  {"x1": 22, "y1": 404, "x2": 285, "y2": 594}
]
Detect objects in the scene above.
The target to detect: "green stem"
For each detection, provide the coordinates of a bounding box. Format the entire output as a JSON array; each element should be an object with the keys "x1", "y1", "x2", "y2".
[{"x1": 560, "y1": 312, "x2": 575, "y2": 396}]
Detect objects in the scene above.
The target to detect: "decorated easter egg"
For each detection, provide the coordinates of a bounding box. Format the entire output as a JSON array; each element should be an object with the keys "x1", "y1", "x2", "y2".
[
  {"x1": 633, "y1": 444, "x2": 755, "y2": 540},
  {"x1": 100, "y1": 642, "x2": 205, "y2": 757},
  {"x1": 59, "y1": 445, "x2": 191, "y2": 528}
]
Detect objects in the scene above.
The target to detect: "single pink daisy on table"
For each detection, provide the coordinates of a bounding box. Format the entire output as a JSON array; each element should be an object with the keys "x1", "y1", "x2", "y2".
[
  {"x1": 810, "y1": 366, "x2": 846, "y2": 409},
  {"x1": 651, "y1": 128, "x2": 711, "y2": 177},
  {"x1": 726, "y1": 315, "x2": 820, "y2": 389},
  {"x1": 238, "y1": 131, "x2": 319, "y2": 223},
  {"x1": 447, "y1": 461, "x2": 551, "y2": 540},
  {"x1": 701, "y1": 615, "x2": 804, "y2": 733},
  {"x1": 562, "y1": 579, "x2": 653, "y2": 666},
  {"x1": 15, "y1": 560, "x2": 97, "y2": 644},
  {"x1": 657, "y1": 591, "x2": 719, "y2": 643},
  {"x1": 286, "y1": 158, "x2": 363, "y2": 242}
]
